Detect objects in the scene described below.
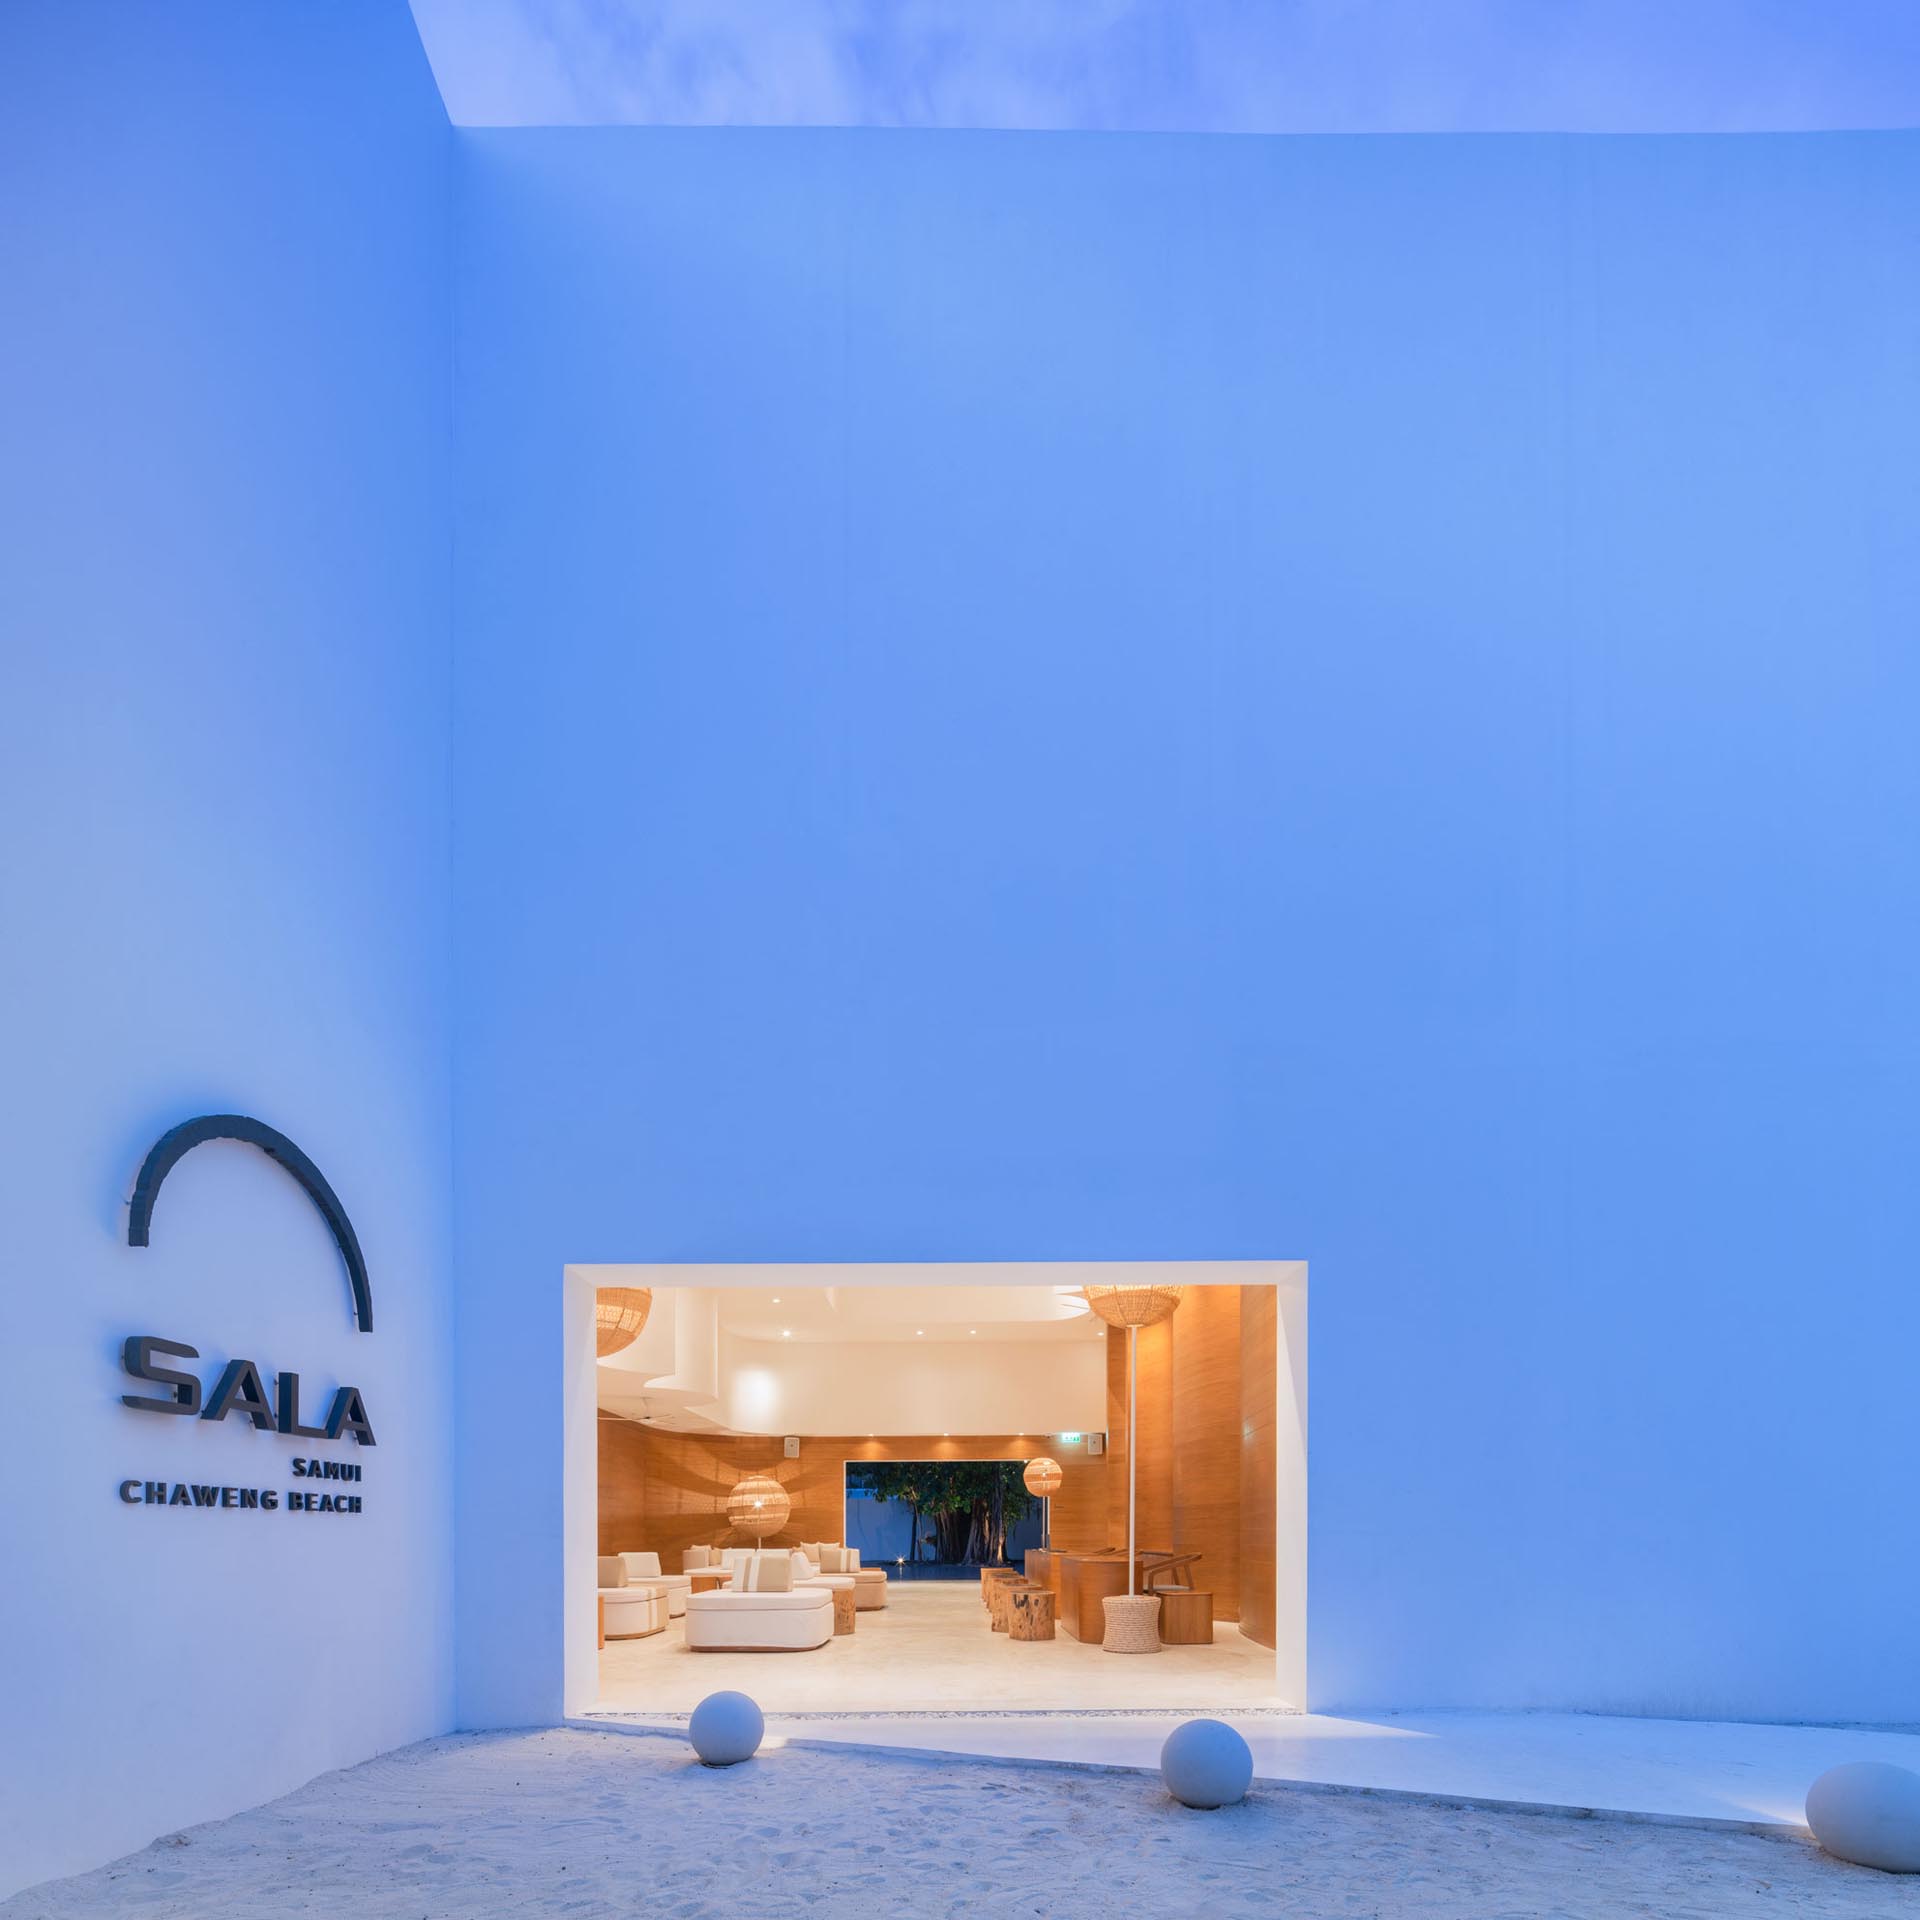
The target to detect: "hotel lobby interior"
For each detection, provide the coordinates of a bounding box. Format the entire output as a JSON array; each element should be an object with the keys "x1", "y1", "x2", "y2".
[{"x1": 588, "y1": 1270, "x2": 1300, "y2": 1715}]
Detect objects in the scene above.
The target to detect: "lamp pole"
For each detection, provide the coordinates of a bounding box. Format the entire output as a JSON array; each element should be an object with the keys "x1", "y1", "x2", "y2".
[{"x1": 1127, "y1": 1321, "x2": 1138, "y2": 1596}]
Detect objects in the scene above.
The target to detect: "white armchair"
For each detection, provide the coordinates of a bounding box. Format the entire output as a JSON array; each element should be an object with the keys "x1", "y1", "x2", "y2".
[
  {"x1": 597, "y1": 1555, "x2": 667, "y2": 1640},
  {"x1": 618, "y1": 1550, "x2": 692, "y2": 1617}
]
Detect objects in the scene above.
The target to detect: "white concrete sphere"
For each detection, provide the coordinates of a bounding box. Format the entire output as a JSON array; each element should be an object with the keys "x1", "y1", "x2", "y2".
[
  {"x1": 1160, "y1": 1718, "x2": 1254, "y2": 1809},
  {"x1": 688, "y1": 1691, "x2": 764, "y2": 1767},
  {"x1": 1806, "y1": 1761, "x2": 1920, "y2": 1873}
]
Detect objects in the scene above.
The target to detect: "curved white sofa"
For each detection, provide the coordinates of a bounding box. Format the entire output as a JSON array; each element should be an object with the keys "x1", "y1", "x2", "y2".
[
  {"x1": 617, "y1": 1551, "x2": 692, "y2": 1618},
  {"x1": 685, "y1": 1586, "x2": 832, "y2": 1651}
]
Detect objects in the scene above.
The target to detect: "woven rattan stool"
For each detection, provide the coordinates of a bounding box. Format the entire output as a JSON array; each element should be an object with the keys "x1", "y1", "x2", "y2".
[{"x1": 1101, "y1": 1592, "x2": 1162, "y2": 1653}]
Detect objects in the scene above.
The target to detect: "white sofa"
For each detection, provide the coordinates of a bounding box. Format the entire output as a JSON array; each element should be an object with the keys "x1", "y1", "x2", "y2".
[
  {"x1": 617, "y1": 1551, "x2": 692, "y2": 1618},
  {"x1": 685, "y1": 1572, "x2": 833, "y2": 1651}
]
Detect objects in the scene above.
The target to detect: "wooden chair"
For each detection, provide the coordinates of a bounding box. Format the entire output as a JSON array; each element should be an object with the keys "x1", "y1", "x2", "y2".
[{"x1": 1136, "y1": 1550, "x2": 1202, "y2": 1594}]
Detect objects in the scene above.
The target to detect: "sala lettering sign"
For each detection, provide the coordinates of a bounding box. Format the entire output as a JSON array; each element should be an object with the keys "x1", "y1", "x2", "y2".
[{"x1": 122, "y1": 1336, "x2": 375, "y2": 1444}]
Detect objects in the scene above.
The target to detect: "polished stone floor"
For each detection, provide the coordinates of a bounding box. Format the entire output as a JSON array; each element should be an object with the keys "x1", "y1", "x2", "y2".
[{"x1": 595, "y1": 1577, "x2": 1289, "y2": 1713}]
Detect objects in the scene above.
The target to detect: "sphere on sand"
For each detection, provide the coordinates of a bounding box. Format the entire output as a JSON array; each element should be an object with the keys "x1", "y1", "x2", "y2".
[
  {"x1": 688, "y1": 1691, "x2": 764, "y2": 1768},
  {"x1": 1806, "y1": 1762, "x2": 1920, "y2": 1874},
  {"x1": 1160, "y1": 1718, "x2": 1254, "y2": 1809}
]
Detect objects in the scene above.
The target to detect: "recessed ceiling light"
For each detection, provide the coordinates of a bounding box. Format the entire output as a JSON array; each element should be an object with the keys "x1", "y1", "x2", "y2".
[
  {"x1": 969, "y1": 1328, "x2": 977, "y2": 1335},
  {"x1": 772, "y1": 1296, "x2": 781, "y2": 1304},
  {"x1": 915, "y1": 1329, "x2": 924, "y2": 1336},
  {"x1": 781, "y1": 1329, "x2": 792, "y2": 1338}
]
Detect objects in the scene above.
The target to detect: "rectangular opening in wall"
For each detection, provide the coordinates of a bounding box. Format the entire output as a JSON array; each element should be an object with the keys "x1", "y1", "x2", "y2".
[{"x1": 562, "y1": 1262, "x2": 1307, "y2": 1718}]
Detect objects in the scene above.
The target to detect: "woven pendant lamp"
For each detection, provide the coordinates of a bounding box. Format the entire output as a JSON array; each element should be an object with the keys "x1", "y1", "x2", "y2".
[
  {"x1": 1080, "y1": 1283, "x2": 1184, "y2": 1330},
  {"x1": 594, "y1": 1287, "x2": 653, "y2": 1357},
  {"x1": 1079, "y1": 1283, "x2": 1186, "y2": 1593},
  {"x1": 726, "y1": 1473, "x2": 791, "y2": 1540}
]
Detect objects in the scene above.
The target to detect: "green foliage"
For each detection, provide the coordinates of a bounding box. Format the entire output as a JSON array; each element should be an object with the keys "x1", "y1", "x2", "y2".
[{"x1": 849, "y1": 1459, "x2": 1038, "y2": 1564}]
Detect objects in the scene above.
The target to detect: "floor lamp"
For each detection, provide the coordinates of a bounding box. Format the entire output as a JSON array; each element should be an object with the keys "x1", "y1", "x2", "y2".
[
  {"x1": 1023, "y1": 1455, "x2": 1063, "y2": 1552},
  {"x1": 1080, "y1": 1285, "x2": 1185, "y2": 1595}
]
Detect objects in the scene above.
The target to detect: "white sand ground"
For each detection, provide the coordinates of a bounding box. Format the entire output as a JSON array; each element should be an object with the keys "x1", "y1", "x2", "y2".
[{"x1": 5, "y1": 1727, "x2": 1916, "y2": 1919}]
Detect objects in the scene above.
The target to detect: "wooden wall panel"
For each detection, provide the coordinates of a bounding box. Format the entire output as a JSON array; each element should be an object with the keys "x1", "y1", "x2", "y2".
[
  {"x1": 1105, "y1": 1320, "x2": 1175, "y2": 1551},
  {"x1": 1238, "y1": 1284, "x2": 1279, "y2": 1649},
  {"x1": 1100, "y1": 1286, "x2": 1277, "y2": 1629},
  {"x1": 1173, "y1": 1284, "x2": 1244, "y2": 1622},
  {"x1": 598, "y1": 1424, "x2": 1110, "y2": 1563},
  {"x1": 598, "y1": 1412, "x2": 649, "y2": 1554}
]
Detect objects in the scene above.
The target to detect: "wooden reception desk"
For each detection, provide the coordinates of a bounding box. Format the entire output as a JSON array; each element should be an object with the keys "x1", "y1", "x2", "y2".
[{"x1": 1043, "y1": 1549, "x2": 1136, "y2": 1642}]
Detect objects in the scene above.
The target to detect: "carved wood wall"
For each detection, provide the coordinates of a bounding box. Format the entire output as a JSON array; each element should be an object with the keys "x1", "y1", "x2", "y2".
[{"x1": 599, "y1": 1424, "x2": 1111, "y2": 1563}]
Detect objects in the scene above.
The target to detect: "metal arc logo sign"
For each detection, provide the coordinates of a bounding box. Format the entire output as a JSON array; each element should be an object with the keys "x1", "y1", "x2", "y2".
[
  {"x1": 129, "y1": 1113, "x2": 373, "y2": 1332},
  {"x1": 117, "y1": 1113, "x2": 377, "y2": 1519}
]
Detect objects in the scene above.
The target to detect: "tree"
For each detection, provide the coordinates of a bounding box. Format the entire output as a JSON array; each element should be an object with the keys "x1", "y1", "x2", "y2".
[{"x1": 850, "y1": 1461, "x2": 1036, "y2": 1564}]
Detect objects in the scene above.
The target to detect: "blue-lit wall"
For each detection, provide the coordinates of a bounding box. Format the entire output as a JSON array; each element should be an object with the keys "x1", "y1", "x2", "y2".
[
  {"x1": 453, "y1": 128, "x2": 1920, "y2": 1728},
  {"x1": 0, "y1": 1, "x2": 453, "y2": 1896}
]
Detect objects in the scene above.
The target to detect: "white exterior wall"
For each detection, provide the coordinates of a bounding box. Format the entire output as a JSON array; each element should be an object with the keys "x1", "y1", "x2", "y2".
[{"x1": 0, "y1": 1, "x2": 454, "y2": 1896}]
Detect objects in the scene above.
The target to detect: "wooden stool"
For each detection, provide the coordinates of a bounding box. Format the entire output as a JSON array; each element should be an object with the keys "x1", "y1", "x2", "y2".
[
  {"x1": 1101, "y1": 1592, "x2": 1162, "y2": 1653},
  {"x1": 832, "y1": 1587, "x2": 857, "y2": 1636},
  {"x1": 1157, "y1": 1588, "x2": 1213, "y2": 1645},
  {"x1": 982, "y1": 1567, "x2": 1021, "y2": 1613},
  {"x1": 991, "y1": 1578, "x2": 1040, "y2": 1632},
  {"x1": 1008, "y1": 1585, "x2": 1055, "y2": 1641}
]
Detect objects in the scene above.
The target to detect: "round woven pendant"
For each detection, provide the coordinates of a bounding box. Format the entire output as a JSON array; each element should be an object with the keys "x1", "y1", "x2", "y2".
[
  {"x1": 594, "y1": 1286, "x2": 654, "y2": 1357},
  {"x1": 726, "y1": 1473, "x2": 792, "y2": 1539},
  {"x1": 1079, "y1": 1283, "x2": 1185, "y2": 1330},
  {"x1": 1022, "y1": 1456, "x2": 1064, "y2": 1497}
]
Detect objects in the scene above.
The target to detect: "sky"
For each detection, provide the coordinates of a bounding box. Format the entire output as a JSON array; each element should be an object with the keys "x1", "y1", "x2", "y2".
[{"x1": 409, "y1": 0, "x2": 1920, "y2": 131}]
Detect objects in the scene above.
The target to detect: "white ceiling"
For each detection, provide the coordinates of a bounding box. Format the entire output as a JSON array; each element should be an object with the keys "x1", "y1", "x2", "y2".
[
  {"x1": 583, "y1": 1263, "x2": 1301, "y2": 1432},
  {"x1": 721, "y1": 1283, "x2": 1099, "y2": 1347}
]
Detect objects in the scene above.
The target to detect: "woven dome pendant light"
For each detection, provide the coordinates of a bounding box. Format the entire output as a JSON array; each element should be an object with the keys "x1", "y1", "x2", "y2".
[
  {"x1": 1023, "y1": 1456, "x2": 1064, "y2": 1550},
  {"x1": 594, "y1": 1287, "x2": 653, "y2": 1358},
  {"x1": 726, "y1": 1473, "x2": 791, "y2": 1541},
  {"x1": 1080, "y1": 1284, "x2": 1186, "y2": 1593}
]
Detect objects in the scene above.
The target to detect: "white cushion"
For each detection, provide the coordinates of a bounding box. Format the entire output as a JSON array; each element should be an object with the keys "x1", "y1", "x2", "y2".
[
  {"x1": 623, "y1": 1551, "x2": 663, "y2": 1579},
  {"x1": 684, "y1": 1545, "x2": 711, "y2": 1570},
  {"x1": 740, "y1": 1552, "x2": 792, "y2": 1592}
]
